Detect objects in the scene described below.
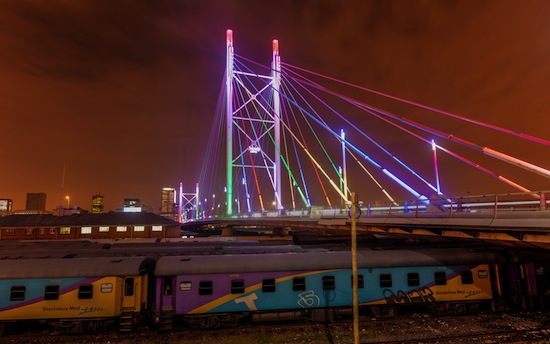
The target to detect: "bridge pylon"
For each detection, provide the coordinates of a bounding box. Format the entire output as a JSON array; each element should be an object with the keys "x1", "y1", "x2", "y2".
[{"x1": 225, "y1": 29, "x2": 283, "y2": 215}]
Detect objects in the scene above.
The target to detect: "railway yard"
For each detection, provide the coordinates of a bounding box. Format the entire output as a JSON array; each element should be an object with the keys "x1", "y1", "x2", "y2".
[{"x1": 0, "y1": 224, "x2": 549, "y2": 343}]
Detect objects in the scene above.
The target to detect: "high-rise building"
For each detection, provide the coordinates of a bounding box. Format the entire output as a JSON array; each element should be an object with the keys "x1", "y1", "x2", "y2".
[
  {"x1": 160, "y1": 187, "x2": 178, "y2": 221},
  {"x1": 0, "y1": 199, "x2": 12, "y2": 213},
  {"x1": 91, "y1": 193, "x2": 104, "y2": 213},
  {"x1": 25, "y1": 193, "x2": 46, "y2": 211}
]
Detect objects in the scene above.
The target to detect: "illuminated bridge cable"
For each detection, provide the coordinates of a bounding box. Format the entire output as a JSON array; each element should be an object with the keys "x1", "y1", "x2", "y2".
[
  {"x1": 236, "y1": 52, "x2": 406, "y2": 206},
  {"x1": 346, "y1": 147, "x2": 398, "y2": 206},
  {"x1": 281, "y1": 81, "x2": 335, "y2": 207},
  {"x1": 283, "y1": 101, "x2": 312, "y2": 207},
  {"x1": 231, "y1": 63, "x2": 270, "y2": 211},
  {"x1": 362, "y1": 104, "x2": 550, "y2": 180},
  {"x1": 284, "y1": 63, "x2": 550, "y2": 180},
  {"x1": 281, "y1": 122, "x2": 297, "y2": 209},
  {"x1": 356, "y1": 104, "x2": 532, "y2": 194},
  {"x1": 282, "y1": 74, "x2": 348, "y2": 180},
  {"x1": 279, "y1": 120, "x2": 349, "y2": 203},
  {"x1": 355, "y1": 105, "x2": 533, "y2": 193},
  {"x1": 282, "y1": 67, "x2": 437, "y2": 196},
  {"x1": 282, "y1": 62, "x2": 550, "y2": 148},
  {"x1": 257, "y1": 99, "x2": 310, "y2": 208},
  {"x1": 277, "y1": 89, "x2": 426, "y2": 203},
  {"x1": 236, "y1": 120, "x2": 253, "y2": 213},
  {"x1": 281, "y1": 84, "x2": 328, "y2": 207},
  {"x1": 234, "y1": 62, "x2": 309, "y2": 209},
  {"x1": 280, "y1": 98, "x2": 312, "y2": 209},
  {"x1": 284, "y1": 66, "x2": 545, "y2": 191},
  {"x1": 200, "y1": 79, "x2": 227, "y2": 216}
]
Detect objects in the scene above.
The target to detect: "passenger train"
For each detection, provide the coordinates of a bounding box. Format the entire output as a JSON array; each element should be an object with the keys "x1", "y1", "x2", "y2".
[{"x1": 0, "y1": 239, "x2": 548, "y2": 334}]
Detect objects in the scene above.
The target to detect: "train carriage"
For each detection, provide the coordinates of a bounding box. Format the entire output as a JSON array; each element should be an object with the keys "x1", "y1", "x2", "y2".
[
  {"x1": 154, "y1": 248, "x2": 506, "y2": 328},
  {"x1": 0, "y1": 256, "x2": 155, "y2": 333}
]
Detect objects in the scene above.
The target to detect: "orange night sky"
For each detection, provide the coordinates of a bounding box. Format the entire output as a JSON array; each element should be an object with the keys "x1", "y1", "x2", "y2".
[{"x1": 0, "y1": 1, "x2": 549, "y2": 212}]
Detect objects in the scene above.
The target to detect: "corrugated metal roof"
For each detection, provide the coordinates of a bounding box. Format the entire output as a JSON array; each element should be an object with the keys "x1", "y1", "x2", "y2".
[{"x1": 0, "y1": 212, "x2": 181, "y2": 227}]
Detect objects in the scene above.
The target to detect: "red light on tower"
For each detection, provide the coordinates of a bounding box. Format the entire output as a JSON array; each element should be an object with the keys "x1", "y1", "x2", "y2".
[
  {"x1": 226, "y1": 29, "x2": 233, "y2": 46},
  {"x1": 272, "y1": 39, "x2": 279, "y2": 55}
]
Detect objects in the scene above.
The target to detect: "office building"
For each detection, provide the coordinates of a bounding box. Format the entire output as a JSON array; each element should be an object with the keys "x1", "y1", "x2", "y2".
[
  {"x1": 160, "y1": 187, "x2": 178, "y2": 221},
  {"x1": 25, "y1": 193, "x2": 46, "y2": 211},
  {"x1": 91, "y1": 193, "x2": 104, "y2": 213},
  {"x1": 0, "y1": 199, "x2": 12, "y2": 213}
]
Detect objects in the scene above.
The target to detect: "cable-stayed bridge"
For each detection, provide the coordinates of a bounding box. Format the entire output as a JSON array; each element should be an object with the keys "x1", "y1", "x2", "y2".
[{"x1": 184, "y1": 30, "x2": 550, "y2": 249}]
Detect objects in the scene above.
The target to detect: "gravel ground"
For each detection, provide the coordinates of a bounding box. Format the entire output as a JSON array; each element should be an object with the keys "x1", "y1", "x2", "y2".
[{"x1": 2, "y1": 311, "x2": 550, "y2": 344}]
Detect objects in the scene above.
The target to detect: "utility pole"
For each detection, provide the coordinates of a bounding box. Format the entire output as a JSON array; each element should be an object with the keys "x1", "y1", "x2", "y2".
[{"x1": 351, "y1": 192, "x2": 359, "y2": 344}]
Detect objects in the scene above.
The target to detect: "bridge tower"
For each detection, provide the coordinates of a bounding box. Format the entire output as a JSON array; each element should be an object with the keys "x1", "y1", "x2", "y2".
[{"x1": 225, "y1": 29, "x2": 283, "y2": 215}]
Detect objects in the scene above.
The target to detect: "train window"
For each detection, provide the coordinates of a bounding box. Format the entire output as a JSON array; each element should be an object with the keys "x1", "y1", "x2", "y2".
[
  {"x1": 101, "y1": 283, "x2": 113, "y2": 293},
  {"x1": 180, "y1": 282, "x2": 192, "y2": 291},
  {"x1": 199, "y1": 281, "x2": 213, "y2": 295},
  {"x1": 407, "y1": 273, "x2": 420, "y2": 287},
  {"x1": 322, "y1": 276, "x2": 336, "y2": 290},
  {"x1": 163, "y1": 277, "x2": 173, "y2": 295},
  {"x1": 434, "y1": 271, "x2": 447, "y2": 285},
  {"x1": 44, "y1": 285, "x2": 59, "y2": 300},
  {"x1": 262, "y1": 279, "x2": 276, "y2": 293},
  {"x1": 461, "y1": 271, "x2": 473, "y2": 284},
  {"x1": 124, "y1": 278, "x2": 134, "y2": 296},
  {"x1": 351, "y1": 275, "x2": 365, "y2": 289},
  {"x1": 10, "y1": 286, "x2": 26, "y2": 301},
  {"x1": 231, "y1": 279, "x2": 245, "y2": 294},
  {"x1": 379, "y1": 274, "x2": 392, "y2": 288},
  {"x1": 78, "y1": 284, "x2": 94, "y2": 299},
  {"x1": 293, "y1": 277, "x2": 306, "y2": 291}
]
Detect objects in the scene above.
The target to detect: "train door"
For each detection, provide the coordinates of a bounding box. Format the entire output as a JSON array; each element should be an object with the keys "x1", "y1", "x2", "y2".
[
  {"x1": 119, "y1": 277, "x2": 139, "y2": 331},
  {"x1": 122, "y1": 277, "x2": 137, "y2": 309},
  {"x1": 157, "y1": 276, "x2": 175, "y2": 330}
]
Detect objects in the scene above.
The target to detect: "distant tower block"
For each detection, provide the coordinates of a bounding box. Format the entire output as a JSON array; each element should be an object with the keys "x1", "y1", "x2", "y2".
[
  {"x1": 26, "y1": 192, "x2": 46, "y2": 211},
  {"x1": 91, "y1": 193, "x2": 104, "y2": 213},
  {"x1": 0, "y1": 199, "x2": 13, "y2": 213},
  {"x1": 160, "y1": 186, "x2": 178, "y2": 221}
]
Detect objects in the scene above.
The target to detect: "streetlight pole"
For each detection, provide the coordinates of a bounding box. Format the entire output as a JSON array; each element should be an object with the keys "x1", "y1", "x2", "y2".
[{"x1": 351, "y1": 192, "x2": 359, "y2": 344}]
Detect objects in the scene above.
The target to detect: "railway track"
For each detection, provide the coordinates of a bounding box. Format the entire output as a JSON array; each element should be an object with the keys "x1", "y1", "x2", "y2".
[{"x1": 1, "y1": 311, "x2": 549, "y2": 344}]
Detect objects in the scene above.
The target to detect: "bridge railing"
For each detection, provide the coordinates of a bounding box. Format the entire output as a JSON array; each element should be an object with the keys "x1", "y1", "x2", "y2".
[
  {"x1": 355, "y1": 190, "x2": 550, "y2": 219},
  {"x1": 218, "y1": 190, "x2": 550, "y2": 221}
]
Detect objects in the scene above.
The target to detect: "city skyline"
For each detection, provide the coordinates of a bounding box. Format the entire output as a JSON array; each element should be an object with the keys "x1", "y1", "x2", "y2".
[{"x1": 1, "y1": 1, "x2": 549, "y2": 212}]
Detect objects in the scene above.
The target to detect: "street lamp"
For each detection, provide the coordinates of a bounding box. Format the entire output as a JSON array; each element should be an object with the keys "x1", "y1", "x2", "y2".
[{"x1": 65, "y1": 196, "x2": 70, "y2": 208}]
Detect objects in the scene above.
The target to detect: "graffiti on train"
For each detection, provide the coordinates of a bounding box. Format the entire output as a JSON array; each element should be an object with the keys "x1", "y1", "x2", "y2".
[{"x1": 383, "y1": 287, "x2": 436, "y2": 304}]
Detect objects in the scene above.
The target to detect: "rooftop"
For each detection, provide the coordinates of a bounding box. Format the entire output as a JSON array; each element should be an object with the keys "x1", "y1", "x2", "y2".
[{"x1": 0, "y1": 212, "x2": 181, "y2": 227}]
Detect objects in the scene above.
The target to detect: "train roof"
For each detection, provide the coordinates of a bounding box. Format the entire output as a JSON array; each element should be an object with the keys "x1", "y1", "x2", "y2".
[
  {"x1": 0, "y1": 239, "x2": 304, "y2": 259},
  {"x1": 0, "y1": 256, "x2": 156, "y2": 279},
  {"x1": 154, "y1": 248, "x2": 506, "y2": 275}
]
